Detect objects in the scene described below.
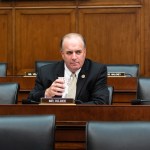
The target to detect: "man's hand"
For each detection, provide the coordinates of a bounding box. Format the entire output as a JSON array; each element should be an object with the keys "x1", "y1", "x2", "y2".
[{"x1": 45, "y1": 78, "x2": 65, "y2": 98}]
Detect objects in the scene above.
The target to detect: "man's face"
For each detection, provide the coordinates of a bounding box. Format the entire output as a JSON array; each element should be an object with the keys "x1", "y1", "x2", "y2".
[{"x1": 61, "y1": 37, "x2": 86, "y2": 73}]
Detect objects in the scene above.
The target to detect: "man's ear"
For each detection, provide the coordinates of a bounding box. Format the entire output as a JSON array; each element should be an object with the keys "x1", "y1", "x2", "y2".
[{"x1": 60, "y1": 50, "x2": 64, "y2": 58}]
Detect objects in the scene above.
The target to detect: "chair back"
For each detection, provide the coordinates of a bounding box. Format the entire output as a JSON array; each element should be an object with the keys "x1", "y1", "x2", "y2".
[
  {"x1": 0, "y1": 83, "x2": 19, "y2": 104},
  {"x1": 35, "y1": 60, "x2": 58, "y2": 73},
  {"x1": 0, "y1": 115, "x2": 55, "y2": 150},
  {"x1": 86, "y1": 121, "x2": 150, "y2": 150},
  {"x1": 107, "y1": 64, "x2": 139, "y2": 77},
  {"x1": 108, "y1": 85, "x2": 114, "y2": 105},
  {"x1": 0, "y1": 63, "x2": 7, "y2": 76},
  {"x1": 137, "y1": 77, "x2": 150, "y2": 101}
]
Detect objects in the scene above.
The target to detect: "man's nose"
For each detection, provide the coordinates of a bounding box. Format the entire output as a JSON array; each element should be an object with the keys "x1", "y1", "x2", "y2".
[{"x1": 72, "y1": 52, "x2": 77, "y2": 59}]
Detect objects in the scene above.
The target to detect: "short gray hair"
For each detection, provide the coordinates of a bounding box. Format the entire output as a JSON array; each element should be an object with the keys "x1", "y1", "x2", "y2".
[{"x1": 60, "y1": 33, "x2": 86, "y2": 50}]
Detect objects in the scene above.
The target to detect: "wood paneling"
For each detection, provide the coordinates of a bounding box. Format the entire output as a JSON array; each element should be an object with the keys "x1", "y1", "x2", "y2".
[
  {"x1": 15, "y1": 8, "x2": 76, "y2": 75},
  {"x1": 0, "y1": 9, "x2": 13, "y2": 75},
  {"x1": 79, "y1": 0, "x2": 142, "y2": 6},
  {"x1": 108, "y1": 77, "x2": 137, "y2": 104},
  {"x1": 14, "y1": 0, "x2": 76, "y2": 7},
  {"x1": 1, "y1": 0, "x2": 150, "y2": 76},
  {"x1": 143, "y1": 0, "x2": 150, "y2": 76},
  {"x1": 78, "y1": 7, "x2": 142, "y2": 66}
]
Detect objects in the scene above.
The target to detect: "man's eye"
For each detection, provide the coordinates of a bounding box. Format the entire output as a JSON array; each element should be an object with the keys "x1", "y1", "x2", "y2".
[
  {"x1": 66, "y1": 51, "x2": 72, "y2": 55},
  {"x1": 76, "y1": 51, "x2": 82, "y2": 54}
]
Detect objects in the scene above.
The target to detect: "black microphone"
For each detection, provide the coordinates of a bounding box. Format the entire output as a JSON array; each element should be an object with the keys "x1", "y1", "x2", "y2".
[
  {"x1": 131, "y1": 99, "x2": 150, "y2": 105},
  {"x1": 125, "y1": 73, "x2": 133, "y2": 77},
  {"x1": 75, "y1": 100, "x2": 83, "y2": 104},
  {"x1": 22, "y1": 99, "x2": 40, "y2": 104}
]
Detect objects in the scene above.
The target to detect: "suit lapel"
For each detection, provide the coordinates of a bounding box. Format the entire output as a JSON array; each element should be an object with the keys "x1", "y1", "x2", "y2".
[{"x1": 76, "y1": 59, "x2": 90, "y2": 98}]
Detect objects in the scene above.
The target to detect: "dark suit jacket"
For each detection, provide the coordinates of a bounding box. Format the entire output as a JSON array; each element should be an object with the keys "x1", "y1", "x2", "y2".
[{"x1": 28, "y1": 59, "x2": 109, "y2": 104}]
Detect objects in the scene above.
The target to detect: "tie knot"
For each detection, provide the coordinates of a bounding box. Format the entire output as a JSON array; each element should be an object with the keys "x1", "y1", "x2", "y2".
[{"x1": 71, "y1": 73, "x2": 76, "y2": 78}]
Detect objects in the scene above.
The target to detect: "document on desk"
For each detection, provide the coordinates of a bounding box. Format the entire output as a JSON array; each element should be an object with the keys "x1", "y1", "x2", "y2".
[{"x1": 40, "y1": 97, "x2": 76, "y2": 105}]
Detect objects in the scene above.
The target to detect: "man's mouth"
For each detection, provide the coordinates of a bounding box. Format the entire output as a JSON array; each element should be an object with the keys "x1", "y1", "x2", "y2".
[{"x1": 71, "y1": 62, "x2": 78, "y2": 66}]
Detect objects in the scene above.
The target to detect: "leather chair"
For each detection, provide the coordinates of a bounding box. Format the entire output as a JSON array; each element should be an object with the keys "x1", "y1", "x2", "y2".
[
  {"x1": 133, "y1": 77, "x2": 150, "y2": 104},
  {"x1": 0, "y1": 115, "x2": 55, "y2": 150},
  {"x1": 0, "y1": 83, "x2": 20, "y2": 104},
  {"x1": 35, "y1": 60, "x2": 58, "y2": 73},
  {"x1": 86, "y1": 121, "x2": 150, "y2": 150},
  {"x1": 0, "y1": 62, "x2": 7, "y2": 76},
  {"x1": 107, "y1": 64, "x2": 139, "y2": 77},
  {"x1": 108, "y1": 85, "x2": 114, "y2": 105}
]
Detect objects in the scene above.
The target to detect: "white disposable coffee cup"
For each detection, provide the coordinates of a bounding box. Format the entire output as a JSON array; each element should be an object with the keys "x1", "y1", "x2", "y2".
[{"x1": 58, "y1": 77, "x2": 70, "y2": 98}]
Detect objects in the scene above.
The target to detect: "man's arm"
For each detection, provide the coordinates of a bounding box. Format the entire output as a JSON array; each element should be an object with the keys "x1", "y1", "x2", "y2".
[
  {"x1": 28, "y1": 73, "x2": 46, "y2": 102},
  {"x1": 90, "y1": 64, "x2": 109, "y2": 104},
  {"x1": 28, "y1": 69, "x2": 65, "y2": 102}
]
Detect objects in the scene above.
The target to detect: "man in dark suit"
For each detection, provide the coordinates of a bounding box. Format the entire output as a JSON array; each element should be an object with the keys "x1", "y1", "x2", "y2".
[{"x1": 28, "y1": 33, "x2": 109, "y2": 104}]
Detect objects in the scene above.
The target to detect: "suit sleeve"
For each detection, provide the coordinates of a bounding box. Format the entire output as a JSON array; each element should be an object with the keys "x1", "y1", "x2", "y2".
[{"x1": 28, "y1": 71, "x2": 47, "y2": 102}]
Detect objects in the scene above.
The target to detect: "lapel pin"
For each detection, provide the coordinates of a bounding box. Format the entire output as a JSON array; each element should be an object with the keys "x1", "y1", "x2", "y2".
[{"x1": 81, "y1": 74, "x2": 85, "y2": 78}]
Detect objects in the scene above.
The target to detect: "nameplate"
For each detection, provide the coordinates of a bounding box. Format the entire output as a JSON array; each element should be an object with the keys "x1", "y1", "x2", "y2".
[
  {"x1": 24, "y1": 72, "x2": 37, "y2": 77},
  {"x1": 107, "y1": 72, "x2": 126, "y2": 77},
  {"x1": 41, "y1": 98, "x2": 75, "y2": 104}
]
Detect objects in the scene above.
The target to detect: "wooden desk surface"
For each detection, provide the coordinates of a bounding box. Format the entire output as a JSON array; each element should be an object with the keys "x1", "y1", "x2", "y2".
[{"x1": 0, "y1": 104, "x2": 148, "y2": 150}]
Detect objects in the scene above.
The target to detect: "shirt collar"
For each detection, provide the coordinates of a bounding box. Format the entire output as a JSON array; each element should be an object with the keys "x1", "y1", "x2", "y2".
[{"x1": 64, "y1": 64, "x2": 81, "y2": 78}]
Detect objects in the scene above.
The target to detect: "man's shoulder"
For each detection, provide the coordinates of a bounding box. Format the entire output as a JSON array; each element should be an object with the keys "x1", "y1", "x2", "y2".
[
  {"x1": 39, "y1": 60, "x2": 64, "y2": 71},
  {"x1": 85, "y1": 58, "x2": 106, "y2": 68}
]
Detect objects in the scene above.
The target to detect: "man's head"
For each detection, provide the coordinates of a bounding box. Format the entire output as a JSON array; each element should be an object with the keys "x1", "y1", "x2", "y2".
[{"x1": 60, "y1": 33, "x2": 86, "y2": 73}]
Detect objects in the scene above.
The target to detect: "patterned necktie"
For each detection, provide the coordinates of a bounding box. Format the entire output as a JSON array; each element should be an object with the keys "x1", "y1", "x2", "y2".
[{"x1": 66, "y1": 73, "x2": 77, "y2": 99}]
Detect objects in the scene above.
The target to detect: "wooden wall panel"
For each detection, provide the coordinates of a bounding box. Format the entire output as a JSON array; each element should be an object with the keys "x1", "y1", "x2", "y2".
[
  {"x1": 14, "y1": 0, "x2": 76, "y2": 7},
  {"x1": 78, "y1": 7, "x2": 142, "y2": 68},
  {"x1": 0, "y1": 0, "x2": 149, "y2": 76},
  {"x1": 15, "y1": 8, "x2": 76, "y2": 75},
  {"x1": 0, "y1": 9, "x2": 13, "y2": 75},
  {"x1": 143, "y1": 0, "x2": 150, "y2": 76},
  {"x1": 79, "y1": 0, "x2": 142, "y2": 6}
]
